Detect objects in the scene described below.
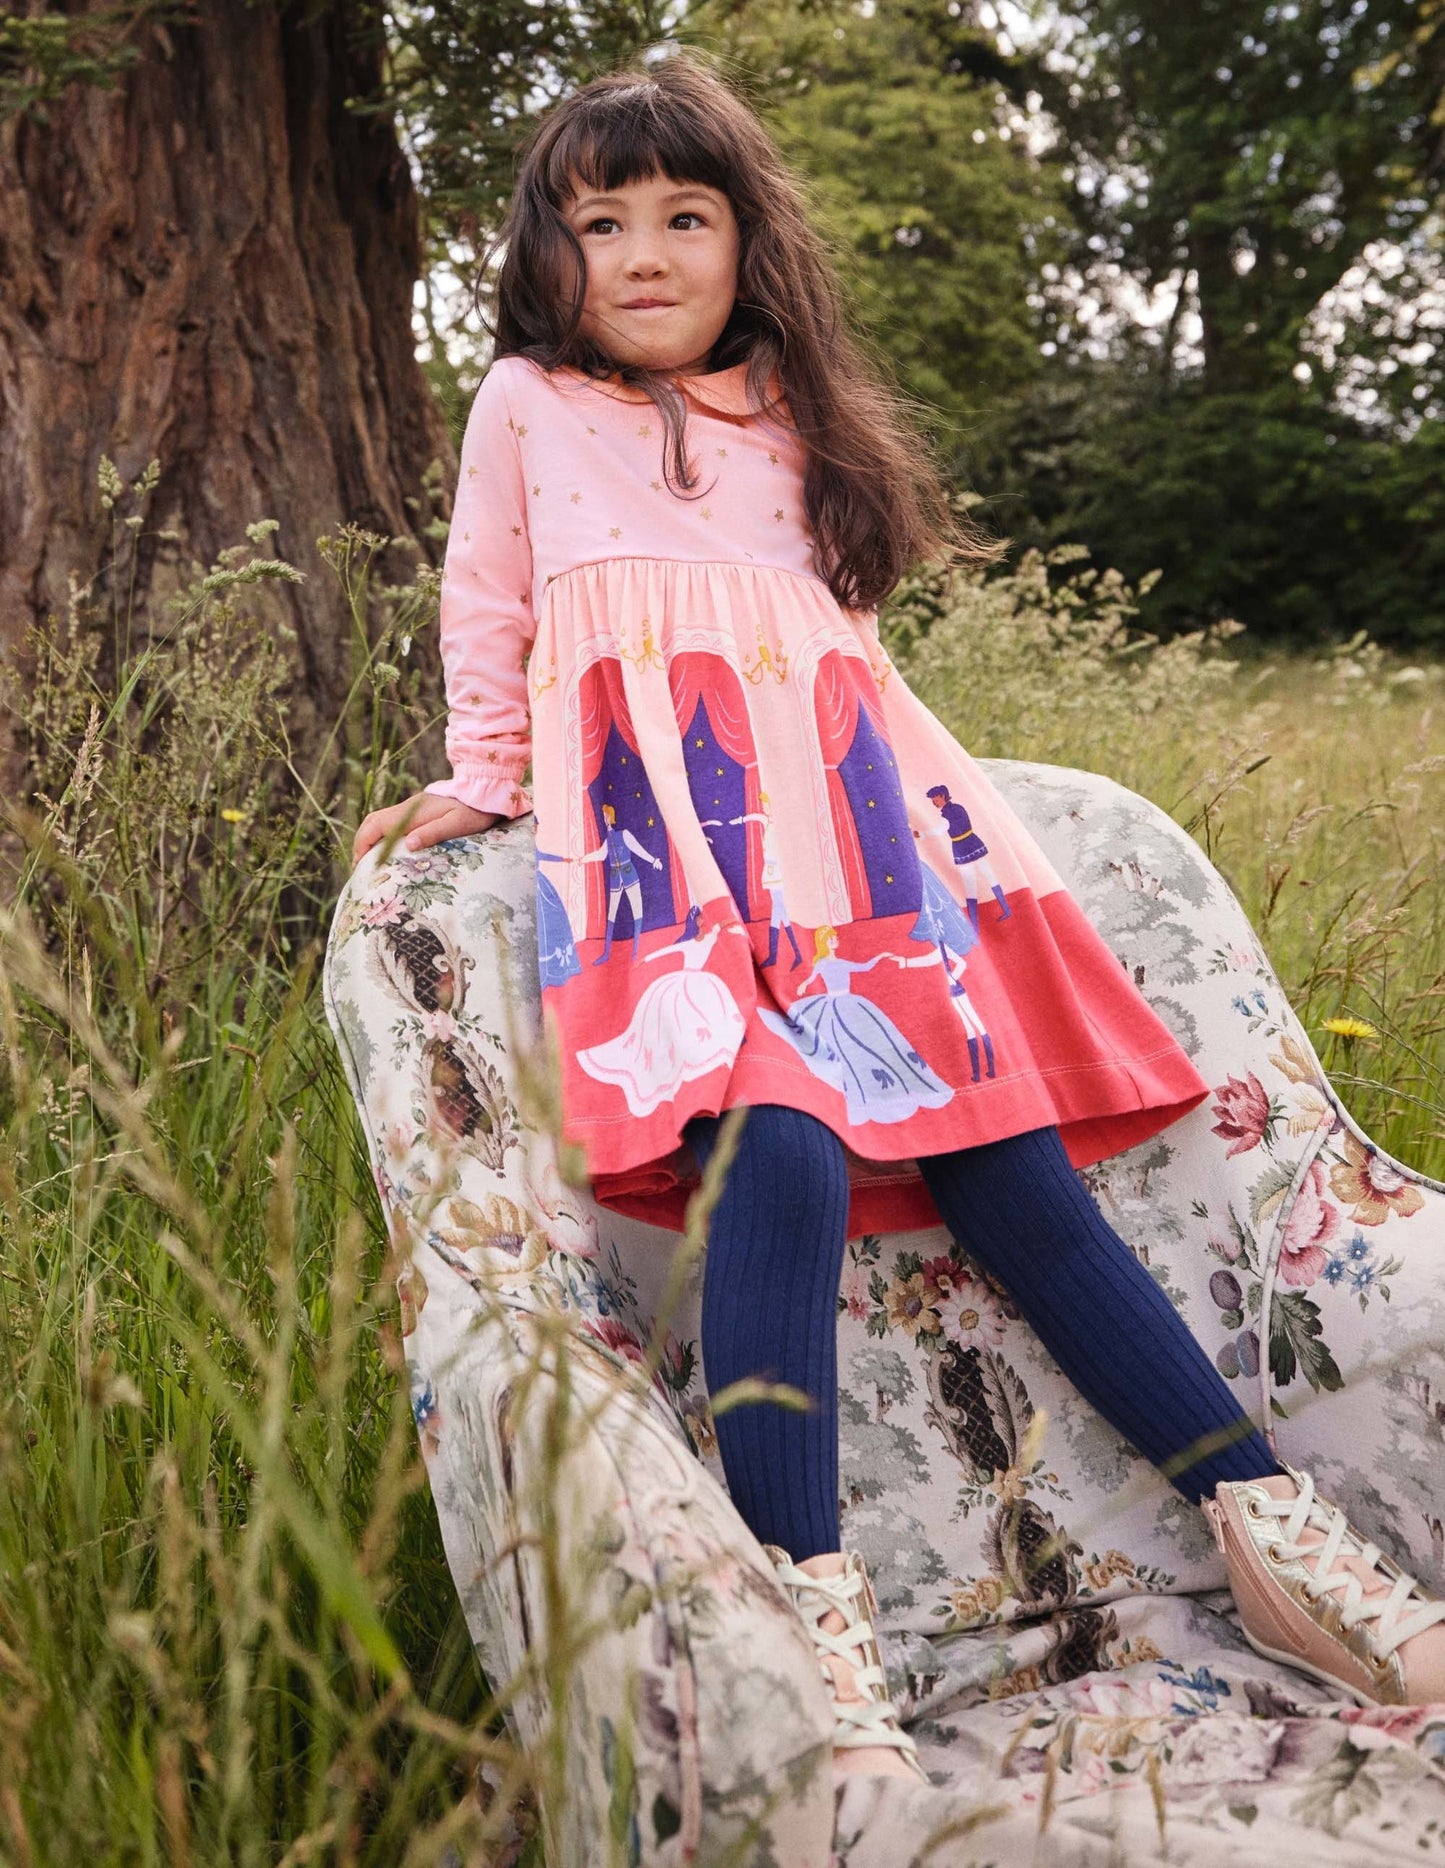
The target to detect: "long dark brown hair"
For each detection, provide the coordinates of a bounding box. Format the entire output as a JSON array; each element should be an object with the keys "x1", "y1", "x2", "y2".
[{"x1": 476, "y1": 47, "x2": 1007, "y2": 613}]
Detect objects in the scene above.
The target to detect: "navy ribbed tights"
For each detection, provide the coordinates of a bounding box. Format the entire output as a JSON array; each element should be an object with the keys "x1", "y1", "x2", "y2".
[{"x1": 682, "y1": 1104, "x2": 1281, "y2": 1562}]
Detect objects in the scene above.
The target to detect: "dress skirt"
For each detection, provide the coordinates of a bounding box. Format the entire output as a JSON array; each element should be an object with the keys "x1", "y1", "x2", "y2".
[{"x1": 527, "y1": 555, "x2": 1211, "y2": 1243}]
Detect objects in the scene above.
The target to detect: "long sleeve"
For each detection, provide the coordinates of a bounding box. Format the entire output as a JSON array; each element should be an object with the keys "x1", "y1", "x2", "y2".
[{"x1": 424, "y1": 361, "x2": 537, "y2": 818}]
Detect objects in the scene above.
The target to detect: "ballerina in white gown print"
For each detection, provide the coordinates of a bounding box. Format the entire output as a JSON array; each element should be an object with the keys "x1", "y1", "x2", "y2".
[
  {"x1": 576, "y1": 906, "x2": 751, "y2": 1117},
  {"x1": 757, "y1": 925, "x2": 955, "y2": 1126}
]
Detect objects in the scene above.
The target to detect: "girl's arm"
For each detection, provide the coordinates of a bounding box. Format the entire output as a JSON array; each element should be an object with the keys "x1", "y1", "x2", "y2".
[{"x1": 423, "y1": 360, "x2": 537, "y2": 821}]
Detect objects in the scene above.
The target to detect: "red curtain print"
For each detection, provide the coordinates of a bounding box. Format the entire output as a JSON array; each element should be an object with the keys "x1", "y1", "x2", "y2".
[
  {"x1": 577, "y1": 656, "x2": 693, "y2": 930},
  {"x1": 812, "y1": 650, "x2": 873, "y2": 922},
  {"x1": 670, "y1": 654, "x2": 764, "y2": 919}
]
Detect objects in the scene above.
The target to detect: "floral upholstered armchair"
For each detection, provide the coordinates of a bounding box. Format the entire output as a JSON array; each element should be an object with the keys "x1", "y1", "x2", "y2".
[{"x1": 324, "y1": 759, "x2": 1445, "y2": 1867}]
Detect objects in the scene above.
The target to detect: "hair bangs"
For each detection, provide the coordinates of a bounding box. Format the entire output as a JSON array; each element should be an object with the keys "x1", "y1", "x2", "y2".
[{"x1": 541, "y1": 87, "x2": 737, "y2": 209}]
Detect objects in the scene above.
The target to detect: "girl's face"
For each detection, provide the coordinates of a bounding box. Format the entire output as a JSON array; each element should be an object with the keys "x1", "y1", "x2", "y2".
[{"x1": 564, "y1": 169, "x2": 740, "y2": 375}]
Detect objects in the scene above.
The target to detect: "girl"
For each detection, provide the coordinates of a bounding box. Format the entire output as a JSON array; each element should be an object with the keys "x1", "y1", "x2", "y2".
[{"x1": 354, "y1": 52, "x2": 1445, "y2": 1782}]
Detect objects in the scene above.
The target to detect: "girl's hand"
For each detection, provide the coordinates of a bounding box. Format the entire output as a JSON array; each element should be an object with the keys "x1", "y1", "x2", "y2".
[{"x1": 352, "y1": 792, "x2": 500, "y2": 868}]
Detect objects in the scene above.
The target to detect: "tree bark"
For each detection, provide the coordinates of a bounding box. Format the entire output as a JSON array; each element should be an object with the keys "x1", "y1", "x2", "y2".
[{"x1": 0, "y1": 0, "x2": 451, "y2": 765}]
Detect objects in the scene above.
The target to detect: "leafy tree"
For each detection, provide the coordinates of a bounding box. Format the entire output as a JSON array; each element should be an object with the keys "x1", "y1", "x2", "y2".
[{"x1": 985, "y1": 0, "x2": 1445, "y2": 641}]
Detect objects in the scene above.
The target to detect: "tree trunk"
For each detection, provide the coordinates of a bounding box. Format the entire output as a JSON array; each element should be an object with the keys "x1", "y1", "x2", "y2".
[{"x1": 0, "y1": 0, "x2": 451, "y2": 768}]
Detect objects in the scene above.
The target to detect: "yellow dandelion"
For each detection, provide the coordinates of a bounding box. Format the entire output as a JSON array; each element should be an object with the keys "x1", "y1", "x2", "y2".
[
  {"x1": 1321, "y1": 1015, "x2": 1378, "y2": 1041},
  {"x1": 221, "y1": 808, "x2": 245, "y2": 824}
]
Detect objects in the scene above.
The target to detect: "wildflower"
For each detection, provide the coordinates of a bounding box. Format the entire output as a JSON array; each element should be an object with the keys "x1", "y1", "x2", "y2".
[
  {"x1": 1345, "y1": 1231, "x2": 1373, "y2": 1263},
  {"x1": 1321, "y1": 1015, "x2": 1378, "y2": 1041},
  {"x1": 1350, "y1": 1261, "x2": 1378, "y2": 1296},
  {"x1": 1321, "y1": 1255, "x2": 1349, "y2": 1287},
  {"x1": 220, "y1": 807, "x2": 244, "y2": 824}
]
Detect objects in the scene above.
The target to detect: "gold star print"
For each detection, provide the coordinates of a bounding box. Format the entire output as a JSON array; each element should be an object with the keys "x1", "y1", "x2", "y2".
[
  {"x1": 701, "y1": 506, "x2": 712, "y2": 519},
  {"x1": 467, "y1": 465, "x2": 478, "y2": 478},
  {"x1": 532, "y1": 483, "x2": 541, "y2": 495},
  {"x1": 768, "y1": 451, "x2": 779, "y2": 465},
  {"x1": 885, "y1": 873, "x2": 893, "y2": 884},
  {"x1": 609, "y1": 526, "x2": 622, "y2": 538},
  {"x1": 638, "y1": 423, "x2": 652, "y2": 437},
  {"x1": 647, "y1": 815, "x2": 655, "y2": 826},
  {"x1": 650, "y1": 479, "x2": 663, "y2": 492},
  {"x1": 516, "y1": 424, "x2": 528, "y2": 437},
  {"x1": 511, "y1": 524, "x2": 522, "y2": 536},
  {"x1": 867, "y1": 799, "x2": 876, "y2": 808},
  {"x1": 463, "y1": 530, "x2": 471, "y2": 542},
  {"x1": 586, "y1": 424, "x2": 597, "y2": 435},
  {"x1": 716, "y1": 446, "x2": 728, "y2": 457},
  {"x1": 506, "y1": 417, "x2": 515, "y2": 431},
  {"x1": 695, "y1": 737, "x2": 704, "y2": 747},
  {"x1": 570, "y1": 491, "x2": 582, "y2": 504},
  {"x1": 773, "y1": 508, "x2": 784, "y2": 521}
]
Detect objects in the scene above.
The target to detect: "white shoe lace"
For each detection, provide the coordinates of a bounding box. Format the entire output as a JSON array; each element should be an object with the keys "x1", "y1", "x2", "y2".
[
  {"x1": 1254, "y1": 1470, "x2": 1445, "y2": 1660},
  {"x1": 769, "y1": 1551, "x2": 923, "y2": 1762}
]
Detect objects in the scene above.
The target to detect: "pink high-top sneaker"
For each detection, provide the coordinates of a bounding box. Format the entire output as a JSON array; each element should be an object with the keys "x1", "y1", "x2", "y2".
[
  {"x1": 1204, "y1": 1466, "x2": 1445, "y2": 1704},
  {"x1": 764, "y1": 1544, "x2": 930, "y2": 1784}
]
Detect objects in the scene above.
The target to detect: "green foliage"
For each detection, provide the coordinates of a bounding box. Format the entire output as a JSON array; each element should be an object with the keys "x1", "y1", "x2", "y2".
[
  {"x1": 979, "y1": 370, "x2": 1445, "y2": 643},
  {"x1": 1019, "y1": 0, "x2": 1445, "y2": 399}
]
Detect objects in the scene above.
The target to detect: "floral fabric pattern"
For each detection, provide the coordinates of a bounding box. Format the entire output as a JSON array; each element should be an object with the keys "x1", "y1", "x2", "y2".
[{"x1": 325, "y1": 759, "x2": 1445, "y2": 1865}]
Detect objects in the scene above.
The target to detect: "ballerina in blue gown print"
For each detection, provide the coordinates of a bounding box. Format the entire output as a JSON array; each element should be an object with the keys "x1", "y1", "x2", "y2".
[
  {"x1": 909, "y1": 863, "x2": 997, "y2": 1082},
  {"x1": 534, "y1": 848, "x2": 582, "y2": 988},
  {"x1": 914, "y1": 783, "x2": 1012, "y2": 931},
  {"x1": 756, "y1": 924, "x2": 955, "y2": 1126}
]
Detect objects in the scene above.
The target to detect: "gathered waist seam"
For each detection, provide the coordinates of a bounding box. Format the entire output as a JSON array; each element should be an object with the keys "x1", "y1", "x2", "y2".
[{"x1": 541, "y1": 554, "x2": 833, "y2": 594}]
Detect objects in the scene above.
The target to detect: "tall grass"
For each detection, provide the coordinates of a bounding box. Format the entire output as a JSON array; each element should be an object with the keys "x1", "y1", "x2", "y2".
[
  {"x1": 886, "y1": 539, "x2": 1445, "y2": 1177},
  {"x1": 0, "y1": 460, "x2": 1440, "y2": 1862}
]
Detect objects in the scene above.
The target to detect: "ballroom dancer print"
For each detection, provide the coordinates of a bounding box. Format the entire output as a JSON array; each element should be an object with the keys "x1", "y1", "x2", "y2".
[
  {"x1": 575, "y1": 906, "x2": 751, "y2": 1117},
  {"x1": 579, "y1": 801, "x2": 664, "y2": 965},
  {"x1": 915, "y1": 784, "x2": 1012, "y2": 932},
  {"x1": 908, "y1": 863, "x2": 997, "y2": 1081},
  {"x1": 757, "y1": 924, "x2": 955, "y2": 1125},
  {"x1": 534, "y1": 848, "x2": 582, "y2": 989},
  {"x1": 703, "y1": 790, "x2": 803, "y2": 970}
]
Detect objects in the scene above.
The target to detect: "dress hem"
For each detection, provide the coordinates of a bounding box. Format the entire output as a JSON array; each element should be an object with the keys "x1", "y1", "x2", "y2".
[{"x1": 580, "y1": 1041, "x2": 1212, "y2": 1245}]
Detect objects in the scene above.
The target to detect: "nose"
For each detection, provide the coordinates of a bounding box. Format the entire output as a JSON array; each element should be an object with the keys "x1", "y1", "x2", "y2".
[{"x1": 623, "y1": 232, "x2": 669, "y2": 277}]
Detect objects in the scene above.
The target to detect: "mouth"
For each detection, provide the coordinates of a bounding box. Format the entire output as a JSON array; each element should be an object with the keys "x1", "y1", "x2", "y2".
[{"x1": 620, "y1": 300, "x2": 677, "y2": 311}]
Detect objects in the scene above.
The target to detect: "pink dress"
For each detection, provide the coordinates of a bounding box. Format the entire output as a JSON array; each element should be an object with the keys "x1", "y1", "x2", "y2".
[{"x1": 426, "y1": 355, "x2": 1211, "y2": 1242}]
